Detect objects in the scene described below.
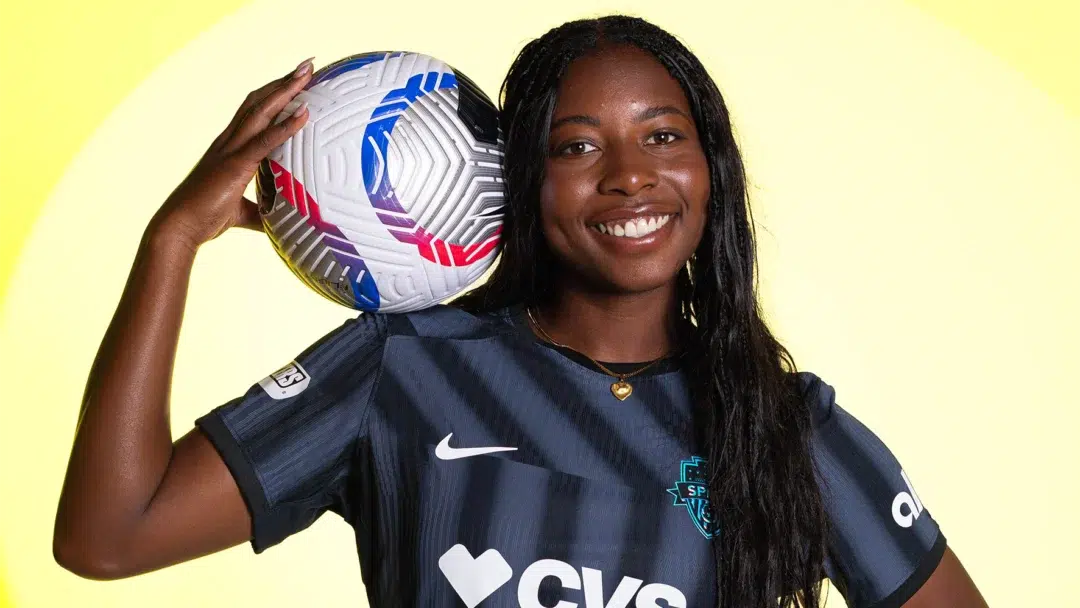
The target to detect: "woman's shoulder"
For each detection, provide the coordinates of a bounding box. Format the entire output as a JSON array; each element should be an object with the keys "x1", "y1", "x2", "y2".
[
  {"x1": 373, "y1": 303, "x2": 521, "y2": 342},
  {"x1": 309, "y1": 304, "x2": 519, "y2": 365},
  {"x1": 794, "y1": 370, "x2": 839, "y2": 426},
  {"x1": 795, "y1": 370, "x2": 889, "y2": 438}
]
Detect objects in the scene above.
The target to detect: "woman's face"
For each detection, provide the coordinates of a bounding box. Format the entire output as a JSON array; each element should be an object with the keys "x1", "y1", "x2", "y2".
[{"x1": 540, "y1": 44, "x2": 710, "y2": 295}]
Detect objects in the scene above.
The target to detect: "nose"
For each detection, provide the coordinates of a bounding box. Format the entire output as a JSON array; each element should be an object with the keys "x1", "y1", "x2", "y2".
[{"x1": 597, "y1": 143, "x2": 659, "y2": 197}]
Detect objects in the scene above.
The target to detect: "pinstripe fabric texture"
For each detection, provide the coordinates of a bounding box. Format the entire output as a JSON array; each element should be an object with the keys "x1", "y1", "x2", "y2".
[{"x1": 196, "y1": 305, "x2": 944, "y2": 608}]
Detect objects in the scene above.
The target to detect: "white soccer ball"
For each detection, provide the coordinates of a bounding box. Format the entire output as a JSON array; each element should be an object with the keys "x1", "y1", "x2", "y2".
[{"x1": 256, "y1": 51, "x2": 505, "y2": 313}]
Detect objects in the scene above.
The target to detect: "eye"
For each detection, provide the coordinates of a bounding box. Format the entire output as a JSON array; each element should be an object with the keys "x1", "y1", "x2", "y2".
[
  {"x1": 647, "y1": 131, "x2": 683, "y2": 146},
  {"x1": 557, "y1": 141, "x2": 599, "y2": 156}
]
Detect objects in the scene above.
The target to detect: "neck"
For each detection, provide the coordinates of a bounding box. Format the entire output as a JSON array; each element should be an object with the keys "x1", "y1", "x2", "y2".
[{"x1": 533, "y1": 280, "x2": 681, "y2": 363}]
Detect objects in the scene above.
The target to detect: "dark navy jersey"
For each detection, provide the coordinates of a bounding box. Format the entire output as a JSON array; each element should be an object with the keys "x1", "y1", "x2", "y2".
[{"x1": 196, "y1": 305, "x2": 945, "y2": 608}]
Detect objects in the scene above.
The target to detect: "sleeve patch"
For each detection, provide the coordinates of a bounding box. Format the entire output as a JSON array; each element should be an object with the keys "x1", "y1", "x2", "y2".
[{"x1": 258, "y1": 360, "x2": 311, "y2": 400}]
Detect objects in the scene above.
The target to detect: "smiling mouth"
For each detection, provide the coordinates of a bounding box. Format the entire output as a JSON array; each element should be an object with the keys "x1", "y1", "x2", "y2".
[{"x1": 591, "y1": 214, "x2": 673, "y2": 238}]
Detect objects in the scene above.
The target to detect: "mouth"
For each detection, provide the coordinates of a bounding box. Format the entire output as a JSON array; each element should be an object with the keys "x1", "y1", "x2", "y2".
[{"x1": 590, "y1": 214, "x2": 674, "y2": 239}]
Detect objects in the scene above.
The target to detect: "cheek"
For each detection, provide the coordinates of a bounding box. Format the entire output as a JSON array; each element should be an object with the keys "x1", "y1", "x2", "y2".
[
  {"x1": 671, "y1": 153, "x2": 712, "y2": 223},
  {"x1": 666, "y1": 156, "x2": 711, "y2": 259},
  {"x1": 539, "y1": 175, "x2": 557, "y2": 221},
  {"x1": 537, "y1": 169, "x2": 579, "y2": 255},
  {"x1": 540, "y1": 163, "x2": 592, "y2": 223},
  {"x1": 689, "y1": 153, "x2": 712, "y2": 210}
]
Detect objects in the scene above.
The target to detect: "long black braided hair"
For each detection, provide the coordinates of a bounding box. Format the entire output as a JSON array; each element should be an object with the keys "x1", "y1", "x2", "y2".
[{"x1": 454, "y1": 15, "x2": 829, "y2": 607}]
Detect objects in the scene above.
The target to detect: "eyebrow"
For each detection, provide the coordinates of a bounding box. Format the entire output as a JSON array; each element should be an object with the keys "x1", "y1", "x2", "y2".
[
  {"x1": 549, "y1": 114, "x2": 601, "y2": 130},
  {"x1": 549, "y1": 105, "x2": 691, "y2": 131},
  {"x1": 637, "y1": 105, "x2": 690, "y2": 122}
]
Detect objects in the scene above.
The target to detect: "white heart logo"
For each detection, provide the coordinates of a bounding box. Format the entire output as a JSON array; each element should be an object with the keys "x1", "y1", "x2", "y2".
[{"x1": 438, "y1": 544, "x2": 513, "y2": 608}]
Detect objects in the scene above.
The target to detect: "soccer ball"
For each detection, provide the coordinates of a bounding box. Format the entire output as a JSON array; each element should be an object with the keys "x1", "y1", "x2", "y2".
[{"x1": 256, "y1": 52, "x2": 505, "y2": 313}]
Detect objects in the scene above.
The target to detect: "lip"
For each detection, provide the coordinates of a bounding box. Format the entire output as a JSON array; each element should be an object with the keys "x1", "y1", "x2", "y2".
[
  {"x1": 588, "y1": 213, "x2": 678, "y2": 253},
  {"x1": 586, "y1": 202, "x2": 681, "y2": 225}
]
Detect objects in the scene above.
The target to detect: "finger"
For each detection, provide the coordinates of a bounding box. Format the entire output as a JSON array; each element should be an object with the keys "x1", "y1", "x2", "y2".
[
  {"x1": 236, "y1": 197, "x2": 266, "y2": 231},
  {"x1": 211, "y1": 58, "x2": 315, "y2": 152},
  {"x1": 211, "y1": 60, "x2": 311, "y2": 152},
  {"x1": 223, "y1": 70, "x2": 312, "y2": 156},
  {"x1": 227, "y1": 58, "x2": 314, "y2": 132},
  {"x1": 210, "y1": 82, "x2": 290, "y2": 153},
  {"x1": 234, "y1": 102, "x2": 309, "y2": 164}
]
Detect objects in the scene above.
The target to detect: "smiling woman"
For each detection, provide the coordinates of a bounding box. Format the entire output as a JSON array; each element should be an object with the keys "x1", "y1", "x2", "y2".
[
  {"x1": 48, "y1": 13, "x2": 987, "y2": 608},
  {"x1": 451, "y1": 19, "x2": 984, "y2": 607},
  {"x1": 540, "y1": 46, "x2": 711, "y2": 297},
  {"x1": 1, "y1": 1, "x2": 1078, "y2": 607}
]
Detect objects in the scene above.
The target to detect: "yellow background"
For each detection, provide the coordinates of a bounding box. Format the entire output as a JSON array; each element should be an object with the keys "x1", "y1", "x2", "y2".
[{"x1": 1, "y1": 0, "x2": 1077, "y2": 605}]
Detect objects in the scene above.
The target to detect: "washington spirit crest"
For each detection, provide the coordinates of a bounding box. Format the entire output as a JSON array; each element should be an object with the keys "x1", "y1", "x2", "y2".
[{"x1": 667, "y1": 456, "x2": 718, "y2": 539}]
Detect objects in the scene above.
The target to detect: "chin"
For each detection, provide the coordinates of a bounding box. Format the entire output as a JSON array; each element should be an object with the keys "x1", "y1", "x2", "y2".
[
  {"x1": 588, "y1": 261, "x2": 685, "y2": 295},
  {"x1": 548, "y1": 227, "x2": 698, "y2": 296}
]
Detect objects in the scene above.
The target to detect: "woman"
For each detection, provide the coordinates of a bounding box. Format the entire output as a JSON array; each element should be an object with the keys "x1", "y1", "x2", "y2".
[{"x1": 53, "y1": 15, "x2": 986, "y2": 608}]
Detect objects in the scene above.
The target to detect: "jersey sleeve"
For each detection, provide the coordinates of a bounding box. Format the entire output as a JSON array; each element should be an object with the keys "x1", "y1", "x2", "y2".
[
  {"x1": 800, "y1": 372, "x2": 946, "y2": 608},
  {"x1": 195, "y1": 313, "x2": 388, "y2": 554}
]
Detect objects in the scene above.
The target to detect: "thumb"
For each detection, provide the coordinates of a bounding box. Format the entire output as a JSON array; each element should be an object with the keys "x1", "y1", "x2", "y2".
[{"x1": 237, "y1": 197, "x2": 266, "y2": 232}]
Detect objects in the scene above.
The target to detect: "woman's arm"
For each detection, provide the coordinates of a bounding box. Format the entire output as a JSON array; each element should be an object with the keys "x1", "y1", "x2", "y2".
[
  {"x1": 902, "y1": 547, "x2": 987, "y2": 608},
  {"x1": 52, "y1": 230, "x2": 252, "y2": 579},
  {"x1": 53, "y1": 60, "x2": 314, "y2": 579}
]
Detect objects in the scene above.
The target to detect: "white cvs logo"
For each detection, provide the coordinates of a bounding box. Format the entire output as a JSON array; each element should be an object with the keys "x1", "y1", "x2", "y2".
[
  {"x1": 438, "y1": 544, "x2": 686, "y2": 608},
  {"x1": 891, "y1": 469, "x2": 925, "y2": 528}
]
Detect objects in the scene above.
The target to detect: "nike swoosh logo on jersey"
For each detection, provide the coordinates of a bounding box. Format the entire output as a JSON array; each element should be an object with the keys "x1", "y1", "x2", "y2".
[{"x1": 435, "y1": 433, "x2": 518, "y2": 460}]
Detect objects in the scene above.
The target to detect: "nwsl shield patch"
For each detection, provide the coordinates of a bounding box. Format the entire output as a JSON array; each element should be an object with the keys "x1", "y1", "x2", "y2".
[{"x1": 667, "y1": 456, "x2": 718, "y2": 539}]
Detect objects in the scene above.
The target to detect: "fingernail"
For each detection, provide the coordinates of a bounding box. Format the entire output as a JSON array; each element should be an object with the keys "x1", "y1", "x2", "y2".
[
  {"x1": 292, "y1": 57, "x2": 315, "y2": 79},
  {"x1": 291, "y1": 101, "x2": 309, "y2": 117}
]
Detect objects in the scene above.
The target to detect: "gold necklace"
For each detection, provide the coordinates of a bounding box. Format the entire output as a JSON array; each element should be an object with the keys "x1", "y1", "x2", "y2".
[{"x1": 526, "y1": 307, "x2": 669, "y2": 401}]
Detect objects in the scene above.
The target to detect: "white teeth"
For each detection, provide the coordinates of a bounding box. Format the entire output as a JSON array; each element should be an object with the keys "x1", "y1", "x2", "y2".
[{"x1": 593, "y1": 214, "x2": 674, "y2": 239}]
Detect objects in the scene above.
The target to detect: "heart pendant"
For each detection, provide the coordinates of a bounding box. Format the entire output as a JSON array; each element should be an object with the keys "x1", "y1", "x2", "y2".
[{"x1": 611, "y1": 381, "x2": 632, "y2": 401}]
